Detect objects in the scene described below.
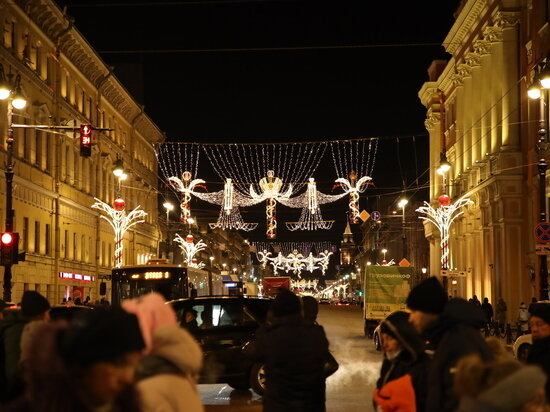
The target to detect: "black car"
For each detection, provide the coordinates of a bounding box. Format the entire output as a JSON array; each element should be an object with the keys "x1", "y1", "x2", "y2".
[{"x1": 168, "y1": 296, "x2": 271, "y2": 395}]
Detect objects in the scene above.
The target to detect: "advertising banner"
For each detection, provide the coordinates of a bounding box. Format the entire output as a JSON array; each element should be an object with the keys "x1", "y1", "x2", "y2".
[{"x1": 364, "y1": 266, "x2": 415, "y2": 320}]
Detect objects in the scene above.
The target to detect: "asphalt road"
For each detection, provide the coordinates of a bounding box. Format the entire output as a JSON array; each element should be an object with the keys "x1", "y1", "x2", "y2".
[{"x1": 200, "y1": 304, "x2": 381, "y2": 412}]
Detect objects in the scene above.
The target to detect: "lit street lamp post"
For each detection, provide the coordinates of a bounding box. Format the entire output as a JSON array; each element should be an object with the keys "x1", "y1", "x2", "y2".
[
  {"x1": 0, "y1": 67, "x2": 27, "y2": 301},
  {"x1": 208, "y1": 256, "x2": 214, "y2": 293},
  {"x1": 528, "y1": 62, "x2": 550, "y2": 300},
  {"x1": 398, "y1": 198, "x2": 408, "y2": 259},
  {"x1": 163, "y1": 202, "x2": 174, "y2": 260}
]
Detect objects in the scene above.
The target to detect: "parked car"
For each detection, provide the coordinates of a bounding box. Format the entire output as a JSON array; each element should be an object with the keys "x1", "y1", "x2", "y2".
[
  {"x1": 168, "y1": 296, "x2": 271, "y2": 395},
  {"x1": 373, "y1": 323, "x2": 382, "y2": 351},
  {"x1": 513, "y1": 333, "x2": 532, "y2": 362}
]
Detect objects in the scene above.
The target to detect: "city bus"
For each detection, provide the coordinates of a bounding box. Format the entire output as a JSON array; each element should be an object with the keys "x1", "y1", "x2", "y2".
[{"x1": 111, "y1": 260, "x2": 225, "y2": 305}]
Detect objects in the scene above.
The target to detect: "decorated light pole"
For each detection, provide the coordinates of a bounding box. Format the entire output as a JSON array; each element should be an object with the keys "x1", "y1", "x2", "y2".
[
  {"x1": 168, "y1": 171, "x2": 206, "y2": 223},
  {"x1": 92, "y1": 198, "x2": 147, "y2": 268},
  {"x1": 335, "y1": 171, "x2": 372, "y2": 224},
  {"x1": 416, "y1": 195, "x2": 473, "y2": 270},
  {"x1": 174, "y1": 233, "x2": 207, "y2": 269}
]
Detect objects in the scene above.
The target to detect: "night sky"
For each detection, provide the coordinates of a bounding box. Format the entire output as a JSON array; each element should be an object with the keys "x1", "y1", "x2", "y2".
[{"x1": 53, "y1": 0, "x2": 461, "y2": 251}]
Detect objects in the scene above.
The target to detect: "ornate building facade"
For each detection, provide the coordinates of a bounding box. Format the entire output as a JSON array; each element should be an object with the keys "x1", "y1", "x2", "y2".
[
  {"x1": 419, "y1": 0, "x2": 531, "y2": 315},
  {"x1": 0, "y1": 1, "x2": 164, "y2": 303}
]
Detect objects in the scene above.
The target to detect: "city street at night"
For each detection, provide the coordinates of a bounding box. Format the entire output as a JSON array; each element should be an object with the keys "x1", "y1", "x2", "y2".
[{"x1": 200, "y1": 304, "x2": 380, "y2": 412}]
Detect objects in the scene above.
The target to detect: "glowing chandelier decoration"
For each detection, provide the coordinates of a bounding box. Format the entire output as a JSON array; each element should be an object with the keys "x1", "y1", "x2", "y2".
[
  {"x1": 335, "y1": 171, "x2": 372, "y2": 223},
  {"x1": 174, "y1": 233, "x2": 207, "y2": 269},
  {"x1": 250, "y1": 170, "x2": 293, "y2": 239},
  {"x1": 257, "y1": 249, "x2": 333, "y2": 276},
  {"x1": 291, "y1": 279, "x2": 319, "y2": 290},
  {"x1": 192, "y1": 178, "x2": 260, "y2": 231},
  {"x1": 91, "y1": 198, "x2": 147, "y2": 268},
  {"x1": 167, "y1": 171, "x2": 206, "y2": 223},
  {"x1": 416, "y1": 195, "x2": 474, "y2": 269},
  {"x1": 282, "y1": 178, "x2": 346, "y2": 231}
]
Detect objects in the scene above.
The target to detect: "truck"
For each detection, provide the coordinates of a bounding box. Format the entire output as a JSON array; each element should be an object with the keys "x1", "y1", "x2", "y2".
[
  {"x1": 362, "y1": 265, "x2": 417, "y2": 338},
  {"x1": 262, "y1": 276, "x2": 291, "y2": 295}
]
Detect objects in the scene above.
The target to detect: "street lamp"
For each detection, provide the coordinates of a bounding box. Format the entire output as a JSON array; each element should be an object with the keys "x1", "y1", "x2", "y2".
[
  {"x1": 208, "y1": 256, "x2": 215, "y2": 294},
  {"x1": 398, "y1": 198, "x2": 408, "y2": 259},
  {"x1": 0, "y1": 65, "x2": 27, "y2": 301},
  {"x1": 528, "y1": 61, "x2": 550, "y2": 300},
  {"x1": 381, "y1": 248, "x2": 388, "y2": 264},
  {"x1": 163, "y1": 202, "x2": 174, "y2": 260}
]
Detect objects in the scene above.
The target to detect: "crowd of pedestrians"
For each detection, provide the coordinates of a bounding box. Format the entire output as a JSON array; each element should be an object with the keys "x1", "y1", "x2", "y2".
[{"x1": 1, "y1": 282, "x2": 550, "y2": 411}]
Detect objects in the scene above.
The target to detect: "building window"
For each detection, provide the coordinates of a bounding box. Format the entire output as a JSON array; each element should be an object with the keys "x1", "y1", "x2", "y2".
[
  {"x1": 23, "y1": 218, "x2": 29, "y2": 252},
  {"x1": 45, "y1": 224, "x2": 51, "y2": 256},
  {"x1": 34, "y1": 221, "x2": 40, "y2": 254},
  {"x1": 81, "y1": 235, "x2": 85, "y2": 262},
  {"x1": 73, "y1": 233, "x2": 78, "y2": 261},
  {"x1": 64, "y1": 230, "x2": 69, "y2": 259}
]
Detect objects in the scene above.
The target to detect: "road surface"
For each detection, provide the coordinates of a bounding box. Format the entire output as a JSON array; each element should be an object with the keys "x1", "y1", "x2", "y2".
[{"x1": 200, "y1": 304, "x2": 381, "y2": 411}]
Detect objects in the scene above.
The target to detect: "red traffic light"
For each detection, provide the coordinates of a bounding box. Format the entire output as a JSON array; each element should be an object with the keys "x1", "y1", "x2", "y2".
[
  {"x1": 1, "y1": 232, "x2": 15, "y2": 246},
  {"x1": 80, "y1": 124, "x2": 93, "y2": 157}
]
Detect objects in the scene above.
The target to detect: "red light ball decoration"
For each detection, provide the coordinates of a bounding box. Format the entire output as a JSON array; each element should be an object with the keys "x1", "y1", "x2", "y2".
[
  {"x1": 438, "y1": 194, "x2": 451, "y2": 206},
  {"x1": 113, "y1": 198, "x2": 125, "y2": 211},
  {"x1": 185, "y1": 234, "x2": 194, "y2": 243}
]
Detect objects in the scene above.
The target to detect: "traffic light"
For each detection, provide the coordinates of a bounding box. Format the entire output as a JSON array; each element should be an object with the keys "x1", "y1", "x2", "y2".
[
  {"x1": 0, "y1": 232, "x2": 19, "y2": 266},
  {"x1": 79, "y1": 124, "x2": 93, "y2": 157}
]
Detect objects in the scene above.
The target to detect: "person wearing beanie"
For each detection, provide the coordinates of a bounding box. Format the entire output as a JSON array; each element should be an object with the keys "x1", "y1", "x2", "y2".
[
  {"x1": 4, "y1": 306, "x2": 145, "y2": 412},
  {"x1": 373, "y1": 311, "x2": 430, "y2": 412},
  {"x1": 527, "y1": 302, "x2": 550, "y2": 401},
  {"x1": 406, "y1": 277, "x2": 492, "y2": 412},
  {"x1": 122, "y1": 292, "x2": 204, "y2": 412},
  {"x1": 455, "y1": 354, "x2": 548, "y2": 412},
  {"x1": 247, "y1": 288, "x2": 331, "y2": 412}
]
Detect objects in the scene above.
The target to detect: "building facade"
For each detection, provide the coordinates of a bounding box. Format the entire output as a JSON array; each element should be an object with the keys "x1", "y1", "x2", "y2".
[
  {"x1": 0, "y1": 1, "x2": 164, "y2": 303},
  {"x1": 418, "y1": 0, "x2": 545, "y2": 318}
]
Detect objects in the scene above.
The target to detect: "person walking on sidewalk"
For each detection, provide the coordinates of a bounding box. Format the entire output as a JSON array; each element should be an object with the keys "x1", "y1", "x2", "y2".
[{"x1": 496, "y1": 297, "x2": 507, "y2": 333}]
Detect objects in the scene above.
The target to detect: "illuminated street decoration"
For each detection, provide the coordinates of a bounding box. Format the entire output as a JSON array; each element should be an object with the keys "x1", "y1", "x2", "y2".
[
  {"x1": 282, "y1": 178, "x2": 346, "y2": 231},
  {"x1": 335, "y1": 171, "x2": 372, "y2": 223},
  {"x1": 416, "y1": 195, "x2": 474, "y2": 269},
  {"x1": 167, "y1": 171, "x2": 206, "y2": 222},
  {"x1": 173, "y1": 233, "x2": 207, "y2": 269},
  {"x1": 250, "y1": 170, "x2": 293, "y2": 239},
  {"x1": 91, "y1": 198, "x2": 147, "y2": 268},
  {"x1": 257, "y1": 249, "x2": 333, "y2": 276},
  {"x1": 291, "y1": 279, "x2": 318, "y2": 290},
  {"x1": 192, "y1": 178, "x2": 260, "y2": 231}
]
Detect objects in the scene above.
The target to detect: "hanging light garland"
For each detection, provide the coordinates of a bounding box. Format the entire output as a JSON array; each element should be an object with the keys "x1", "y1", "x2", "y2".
[
  {"x1": 257, "y1": 249, "x2": 333, "y2": 276},
  {"x1": 416, "y1": 195, "x2": 474, "y2": 269},
  {"x1": 173, "y1": 233, "x2": 207, "y2": 269},
  {"x1": 91, "y1": 198, "x2": 147, "y2": 268}
]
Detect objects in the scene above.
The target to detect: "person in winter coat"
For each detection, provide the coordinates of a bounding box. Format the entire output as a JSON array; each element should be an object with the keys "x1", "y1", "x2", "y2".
[
  {"x1": 373, "y1": 311, "x2": 430, "y2": 412},
  {"x1": 0, "y1": 291, "x2": 51, "y2": 404},
  {"x1": 4, "y1": 306, "x2": 145, "y2": 412},
  {"x1": 247, "y1": 289, "x2": 330, "y2": 412},
  {"x1": 481, "y1": 298, "x2": 494, "y2": 324},
  {"x1": 455, "y1": 354, "x2": 548, "y2": 412},
  {"x1": 527, "y1": 303, "x2": 550, "y2": 401},
  {"x1": 406, "y1": 276, "x2": 493, "y2": 412},
  {"x1": 517, "y1": 302, "x2": 530, "y2": 335},
  {"x1": 122, "y1": 292, "x2": 204, "y2": 412},
  {"x1": 496, "y1": 298, "x2": 508, "y2": 331}
]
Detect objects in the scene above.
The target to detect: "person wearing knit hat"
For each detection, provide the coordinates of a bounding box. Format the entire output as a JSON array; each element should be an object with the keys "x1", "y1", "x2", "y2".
[
  {"x1": 527, "y1": 302, "x2": 550, "y2": 401},
  {"x1": 406, "y1": 277, "x2": 493, "y2": 412},
  {"x1": 247, "y1": 288, "x2": 332, "y2": 411},
  {"x1": 455, "y1": 354, "x2": 548, "y2": 412},
  {"x1": 20, "y1": 290, "x2": 50, "y2": 319}
]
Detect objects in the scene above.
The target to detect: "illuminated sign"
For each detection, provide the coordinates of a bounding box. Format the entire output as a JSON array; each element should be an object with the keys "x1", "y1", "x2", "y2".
[
  {"x1": 143, "y1": 271, "x2": 170, "y2": 280},
  {"x1": 224, "y1": 282, "x2": 237, "y2": 288},
  {"x1": 58, "y1": 272, "x2": 95, "y2": 282}
]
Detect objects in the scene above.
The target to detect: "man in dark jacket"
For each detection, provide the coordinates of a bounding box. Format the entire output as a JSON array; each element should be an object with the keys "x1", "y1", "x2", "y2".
[
  {"x1": 248, "y1": 289, "x2": 330, "y2": 412},
  {"x1": 407, "y1": 277, "x2": 493, "y2": 412},
  {"x1": 526, "y1": 302, "x2": 550, "y2": 400},
  {"x1": 481, "y1": 297, "x2": 493, "y2": 324}
]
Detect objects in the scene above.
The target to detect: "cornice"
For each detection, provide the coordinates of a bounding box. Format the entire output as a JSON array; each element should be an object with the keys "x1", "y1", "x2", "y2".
[
  {"x1": 482, "y1": 25, "x2": 503, "y2": 42},
  {"x1": 493, "y1": 10, "x2": 520, "y2": 28},
  {"x1": 473, "y1": 39, "x2": 491, "y2": 55},
  {"x1": 418, "y1": 82, "x2": 438, "y2": 107},
  {"x1": 443, "y1": 0, "x2": 490, "y2": 55},
  {"x1": 424, "y1": 113, "x2": 440, "y2": 131},
  {"x1": 464, "y1": 51, "x2": 481, "y2": 66}
]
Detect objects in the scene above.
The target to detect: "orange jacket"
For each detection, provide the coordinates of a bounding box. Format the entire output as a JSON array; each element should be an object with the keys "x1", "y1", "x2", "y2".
[{"x1": 373, "y1": 374, "x2": 416, "y2": 412}]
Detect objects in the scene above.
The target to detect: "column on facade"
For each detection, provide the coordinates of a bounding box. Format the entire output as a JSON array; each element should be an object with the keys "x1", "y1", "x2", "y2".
[
  {"x1": 497, "y1": 13, "x2": 520, "y2": 151},
  {"x1": 452, "y1": 74, "x2": 465, "y2": 178},
  {"x1": 461, "y1": 66, "x2": 473, "y2": 175},
  {"x1": 485, "y1": 25, "x2": 504, "y2": 154},
  {"x1": 467, "y1": 52, "x2": 482, "y2": 166},
  {"x1": 476, "y1": 40, "x2": 491, "y2": 165}
]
